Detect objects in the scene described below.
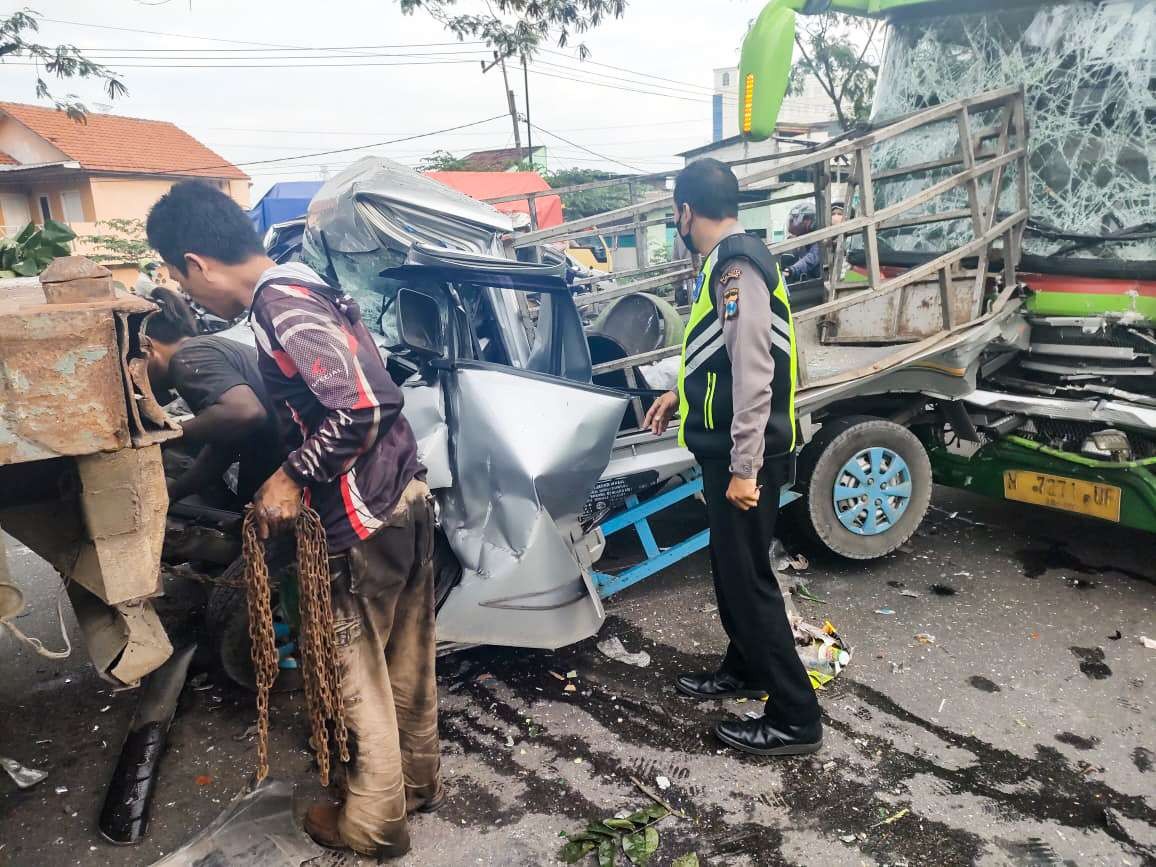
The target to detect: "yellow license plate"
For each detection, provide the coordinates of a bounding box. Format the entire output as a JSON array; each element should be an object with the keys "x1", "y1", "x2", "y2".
[{"x1": 1003, "y1": 470, "x2": 1121, "y2": 522}]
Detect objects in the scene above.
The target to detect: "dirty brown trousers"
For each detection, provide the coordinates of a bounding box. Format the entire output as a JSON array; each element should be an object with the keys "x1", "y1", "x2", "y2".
[{"x1": 328, "y1": 477, "x2": 441, "y2": 857}]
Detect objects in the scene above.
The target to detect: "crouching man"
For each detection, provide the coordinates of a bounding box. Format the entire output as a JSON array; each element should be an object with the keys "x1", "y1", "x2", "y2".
[
  {"x1": 143, "y1": 286, "x2": 283, "y2": 506},
  {"x1": 147, "y1": 181, "x2": 442, "y2": 858}
]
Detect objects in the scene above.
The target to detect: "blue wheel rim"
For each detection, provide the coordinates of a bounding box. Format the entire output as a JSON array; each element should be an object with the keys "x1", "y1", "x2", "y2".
[{"x1": 832, "y1": 447, "x2": 913, "y2": 536}]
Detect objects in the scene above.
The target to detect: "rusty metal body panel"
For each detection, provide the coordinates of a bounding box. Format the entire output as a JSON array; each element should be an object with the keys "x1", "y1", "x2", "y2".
[{"x1": 0, "y1": 278, "x2": 178, "y2": 464}]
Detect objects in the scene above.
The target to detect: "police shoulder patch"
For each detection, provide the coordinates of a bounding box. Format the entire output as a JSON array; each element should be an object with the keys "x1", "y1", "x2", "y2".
[{"x1": 723, "y1": 285, "x2": 740, "y2": 320}]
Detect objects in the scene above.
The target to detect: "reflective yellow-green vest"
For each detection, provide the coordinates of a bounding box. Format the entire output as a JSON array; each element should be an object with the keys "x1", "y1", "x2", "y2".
[{"x1": 677, "y1": 231, "x2": 798, "y2": 460}]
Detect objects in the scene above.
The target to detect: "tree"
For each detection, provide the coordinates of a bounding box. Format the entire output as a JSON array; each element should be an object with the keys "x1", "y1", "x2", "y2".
[
  {"x1": 398, "y1": 0, "x2": 628, "y2": 59},
  {"x1": 0, "y1": 9, "x2": 127, "y2": 120},
  {"x1": 788, "y1": 12, "x2": 880, "y2": 130},
  {"x1": 80, "y1": 219, "x2": 154, "y2": 266},
  {"x1": 418, "y1": 149, "x2": 471, "y2": 171},
  {"x1": 544, "y1": 167, "x2": 631, "y2": 220}
]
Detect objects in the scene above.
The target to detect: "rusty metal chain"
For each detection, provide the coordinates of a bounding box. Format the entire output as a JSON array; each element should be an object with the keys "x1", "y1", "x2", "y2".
[
  {"x1": 241, "y1": 512, "x2": 279, "y2": 783},
  {"x1": 242, "y1": 506, "x2": 349, "y2": 786}
]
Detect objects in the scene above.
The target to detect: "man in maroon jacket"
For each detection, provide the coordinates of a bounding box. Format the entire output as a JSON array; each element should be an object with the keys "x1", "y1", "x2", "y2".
[{"x1": 147, "y1": 182, "x2": 440, "y2": 859}]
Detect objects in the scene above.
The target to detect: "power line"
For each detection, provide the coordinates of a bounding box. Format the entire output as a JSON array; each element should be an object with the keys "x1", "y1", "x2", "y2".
[
  {"x1": 199, "y1": 117, "x2": 705, "y2": 137},
  {"x1": 528, "y1": 123, "x2": 646, "y2": 173},
  {"x1": 532, "y1": 59, "x2": 725, "y2": 101},
  {"x1": 4, "y1": 58, "x2": 486, "y2": 69},
  {"x1": 68, "y1": 42, "x2": 486, "y2": 53},
  {"x1": 540, "y1": 48, "x2": 717, "y2": 95}
]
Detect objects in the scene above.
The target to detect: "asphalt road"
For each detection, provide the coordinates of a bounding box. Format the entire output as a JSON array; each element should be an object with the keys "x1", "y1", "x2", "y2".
[{"x1": 1, "y1": 487, "x2": 1153, "y2": 866}]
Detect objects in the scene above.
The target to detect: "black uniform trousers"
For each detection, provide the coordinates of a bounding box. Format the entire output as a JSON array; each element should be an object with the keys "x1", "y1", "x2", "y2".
[{"x1": 699, "y1": 456, "x2": 820, "y2": 725}]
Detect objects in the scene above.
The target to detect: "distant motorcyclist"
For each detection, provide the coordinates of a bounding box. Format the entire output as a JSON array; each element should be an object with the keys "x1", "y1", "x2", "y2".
[{"x1": 781, "y1": 202, "x2": 821, "y2": 283}]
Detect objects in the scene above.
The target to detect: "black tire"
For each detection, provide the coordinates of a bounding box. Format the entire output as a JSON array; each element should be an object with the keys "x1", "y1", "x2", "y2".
[{"x1": 794, "y1": 415, "x2": 932, "y2": 560}]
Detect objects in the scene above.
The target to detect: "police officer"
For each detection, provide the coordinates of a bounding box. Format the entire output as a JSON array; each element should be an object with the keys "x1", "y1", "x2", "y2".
[{"x1": 644, "y1": 158, "x2": 822, "y2": 756}]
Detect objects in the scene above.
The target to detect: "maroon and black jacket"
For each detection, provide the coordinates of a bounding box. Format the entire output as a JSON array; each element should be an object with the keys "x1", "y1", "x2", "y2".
[{"x1": 250, "y1": 262, "x2": 423, "y2": 552}]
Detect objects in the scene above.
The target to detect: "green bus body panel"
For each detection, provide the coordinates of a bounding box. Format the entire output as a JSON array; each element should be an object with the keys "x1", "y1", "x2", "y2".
[
  {"x1": 1026, "y1": 290, "x2": 1156, "y2": 320},
  {"x1": 926, "y1": 438, "x2": 1156, "y2": 534}
]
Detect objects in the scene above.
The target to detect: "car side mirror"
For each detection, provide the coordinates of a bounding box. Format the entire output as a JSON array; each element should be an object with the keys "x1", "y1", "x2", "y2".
[{"x1": 396, "y1": 288, "x2": 445, "y2": 360}]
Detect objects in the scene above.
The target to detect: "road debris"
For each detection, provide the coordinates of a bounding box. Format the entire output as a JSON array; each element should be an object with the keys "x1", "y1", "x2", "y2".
[
  {"x1": 872, "y1": 807, "x2": 910, "y2": 828},
  {"x1": 875, "y1": 608, "x2": 895, "y2": 615},
  {"x1": 900, "y1": 589, "x2": 921, "y2": 598},
  {"x1": 558, "y1": 801, "x2": 670, "y2": 865},
  {"x1": 597, "y1": 636, "x2": 652, "y2": 668},
  {"x1": 929, "y1": 584, "x2": 958, "y2": 596},
  {"x1": 54, "y1": 785, "x2": 68, "y2": 795},
  {"x1": 655, "y1": 775, "x2": 670, "y2": 791},
  {"x1": 1140, "y1": 636, "x2": 1156, "y2": 650},
  {"x1": 0, "y1": 756, "x2": 47, "y2": 790},
  {"x1": 153, "y1": 778, "x2": 323, "y2": 866},
  {"x1": 791, "y1": 617, "x2": 852, "y2": 688},
  {"x1": 915, "y1": 633, "x2": 937, "y2": 645}
]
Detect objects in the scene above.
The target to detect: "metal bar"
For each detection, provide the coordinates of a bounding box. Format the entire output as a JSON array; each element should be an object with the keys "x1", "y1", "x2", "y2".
[
  {"x1": 764, "y1": 147, "x2": 1025, "y2": 258},
  {"x1": 738, "y1": 86, "x2": 1021, "y2": 189},
  {"x1": 573, "y1": 258, "x2": 691, "y2": 287},
  {"x1": 937, "y1": 267, "x2": 954, "y2": 329},
  {"x1": 575, "y1": 270, "x2": 694, "y2": 309},
  {"x1": 599, "y1": 475, "x2": 704, "y2": 535},
  {"x1": 855, "y1": 147, "x2": 883, "y2": 291},
  {"x1": 796, "y1": 209, "x2": 1028, "y2": 325},
  {"x1": 593, "y1": 529, "x2": 711, "y2": 599},
  {"x1": 622, "y1": 366, "x2": 647, "y2": 430},
  {"x1": 624, "y1": 496, "x2": 663, "y2": 558},
  {"x1": 591, "y1": 344, "x2": 680, "y2": 375}
]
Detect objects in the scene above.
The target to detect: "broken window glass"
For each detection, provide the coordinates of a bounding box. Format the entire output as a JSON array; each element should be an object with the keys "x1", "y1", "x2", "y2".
[{"x1": 870, "y1": 0, "x2": 1155, "y2": 269}]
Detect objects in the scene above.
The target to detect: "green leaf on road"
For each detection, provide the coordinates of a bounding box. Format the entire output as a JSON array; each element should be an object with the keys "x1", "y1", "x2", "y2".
[
  {"x1": 559, "y1": 838, "x2": 598, "y2": 863},
  {"x1": 626, "y1": 804, "x2": 668, "y2": 825},
  {"x1": 621, "y1": 826, "x2": 660, "y2": 864},
  {"x1": 597, "y1": 838, "x2": 617, "y2": 867},
  {"x1": 672, "y1": 855, "x2": 700, "y2": 867},
  {"x1": 603, "y1": 818, "x2": 636, "y2": 831}
]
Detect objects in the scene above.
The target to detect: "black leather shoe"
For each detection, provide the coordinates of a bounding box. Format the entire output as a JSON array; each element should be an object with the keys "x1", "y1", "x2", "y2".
[
  {"x1": 715, "y1": 716, "x2": 823, "y2": 756},
  {"x1": 676, "y1": 671, "x2": 767, "y2": 700}
]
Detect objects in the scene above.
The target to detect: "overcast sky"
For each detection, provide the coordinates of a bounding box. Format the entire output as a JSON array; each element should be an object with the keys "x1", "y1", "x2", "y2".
[{"x1": 0, "y1": 1, "x2": 767, "y2": 198}]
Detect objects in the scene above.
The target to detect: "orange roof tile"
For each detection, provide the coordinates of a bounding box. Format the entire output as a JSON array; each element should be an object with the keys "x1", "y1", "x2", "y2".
[
  {"x1": 0, "y1": 102, "x2": 248, "y2": 180},
  {"x1": 0, "y1": 150, "x2": 16, "y2": 165}
]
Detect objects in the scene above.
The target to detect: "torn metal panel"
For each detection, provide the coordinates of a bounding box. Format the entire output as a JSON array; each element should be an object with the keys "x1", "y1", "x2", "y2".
[
  {"x1": 873, "y1": 1, "x2": 1156, "y2": 265},
  {"x1": 433, "y1": 363, "x2": 627, "y2": 649},
  {"x1": 305, "y1": 156, "x2": 512, "y2": 257},
  {"x1": 67, "y1": 580, "x2": 172, "y2": 687},
  {"x1": 798, "y1": 302, "x2": 1030, "y2": 414},
  {"x1": 963, "y1": 389, "x2": 1156, "y2": 433},
  {"x1": 400, "y1": 381, "x2": 452, "y2": 491}
]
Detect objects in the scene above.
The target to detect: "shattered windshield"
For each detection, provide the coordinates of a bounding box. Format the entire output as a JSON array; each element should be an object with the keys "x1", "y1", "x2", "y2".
[{"x1": 871, "y1": 0, "x2": 1155, "y2": 268}]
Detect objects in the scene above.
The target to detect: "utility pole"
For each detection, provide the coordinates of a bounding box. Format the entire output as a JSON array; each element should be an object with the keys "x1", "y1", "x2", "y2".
[
  {"x1": 481, "y1": 51, "x2": 522, "y2": 154},
  {"x1": 522, "y1": 54, "x2": 534, "y2": 169}
]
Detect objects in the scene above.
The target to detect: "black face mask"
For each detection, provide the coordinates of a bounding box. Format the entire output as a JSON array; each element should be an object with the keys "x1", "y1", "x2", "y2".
[{"x1": 676, "y1": 205, "x2": 697, "y2": 256}]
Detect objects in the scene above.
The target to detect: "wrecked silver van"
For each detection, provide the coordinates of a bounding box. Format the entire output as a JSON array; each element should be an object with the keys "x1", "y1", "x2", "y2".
[{"x1": 251, "y1": 157, "x2": 690, "y2": 652}]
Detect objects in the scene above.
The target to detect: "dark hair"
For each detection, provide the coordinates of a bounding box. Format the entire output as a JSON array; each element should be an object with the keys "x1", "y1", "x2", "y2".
[
  {"x1": 146, "y1": 181, "x2": 264, "y2": 275},
  {"x1": 145, "y1": 286, "x2": 199, "y2": 344},
  {"x1": 673, "y1": 158, "x2": 739, "y2": 220}
]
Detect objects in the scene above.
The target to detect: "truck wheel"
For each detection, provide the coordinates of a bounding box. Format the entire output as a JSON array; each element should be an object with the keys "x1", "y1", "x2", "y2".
[{"x1": 795, "y1": 416, "x2": 931, "y2": 559}]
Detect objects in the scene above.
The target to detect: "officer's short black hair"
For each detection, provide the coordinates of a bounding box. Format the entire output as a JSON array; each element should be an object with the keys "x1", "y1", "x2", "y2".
[
  {"x1": 145, "y1": 286, "x2": 199, "y2": 344},
  {"x1": 673, "y1": 158, "x2": 739, "y2": 220},
  {"x1": 146, "y1": 181, "x2": 264, "y2": 276}
]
